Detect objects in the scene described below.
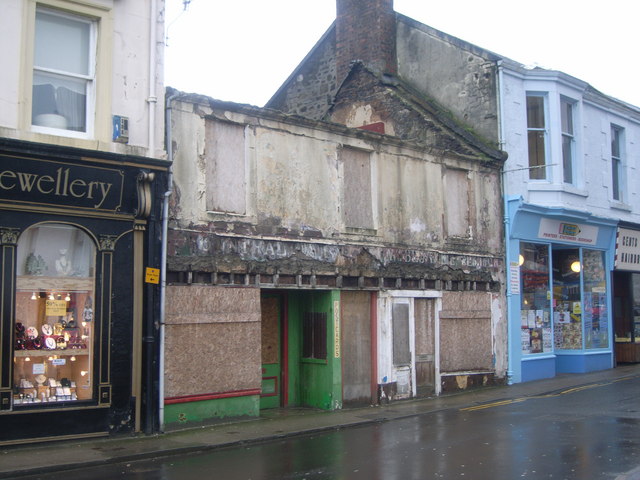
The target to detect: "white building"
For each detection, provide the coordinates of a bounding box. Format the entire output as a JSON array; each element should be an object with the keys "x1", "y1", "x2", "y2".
[
  {"x1": 499, "y1": 61, "x2": 640, "y2": 382},
  {"x1": 0, "y1": 0, "x2": 169, "y2": 444}
]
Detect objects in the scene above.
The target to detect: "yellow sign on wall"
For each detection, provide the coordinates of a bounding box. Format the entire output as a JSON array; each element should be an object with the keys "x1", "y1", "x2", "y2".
[{"x1": 145, "y1": 267, "x2": 160, "y2": 284}]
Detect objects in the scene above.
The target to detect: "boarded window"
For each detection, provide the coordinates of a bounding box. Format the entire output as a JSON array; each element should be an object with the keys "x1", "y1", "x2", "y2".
[
  {"x1": 342, "y1": 147, "x2": 373, "y2": 230},
  {"x1": 392, "y1": 303, "x2": 410, "y2": 366},
  {"x1": 444, "y1": 169, "x2": 471, "y2": 238},
  {"x1": 205, "y1": 121, "x2": 246, "y2": 214},
  {"x1": 302, "y1": 312, "x2": 327, "y2": 360}
]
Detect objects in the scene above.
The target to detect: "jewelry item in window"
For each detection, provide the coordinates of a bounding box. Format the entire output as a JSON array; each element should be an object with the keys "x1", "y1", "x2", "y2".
[
  {"x1": 41, "y1": 324, "x2": 53, "y2": 336},
  {"x1": 15, "y1": 338, "x2": 26, "y2": 350},
  {"x1": 83, "y1": 297, "x2": 93, "y2": 322},
  {"x1": 34, "y1": 375, "x2": 46, "y2": 386},
  {"x1": 56, "y1": 337, "x2": 67, "y2": 349},
  {"x1": 55, "y1": 249, "x2": 72, "y2": 276},
  {"x1": 15, "y1": 323, "x2": 25, "y2": 338},
  {"x1": 32, "y1": 337, "x2": 42, "y2": 349},
  {"x1": 26, "y1": 326, "x2": 38, "y2": 339},
  {"x1": 54, "y1": 322, "x2": 64, "y2": 335},
  {"x1": 44, "y1": 337, "x2": 56, "y2": 350}
]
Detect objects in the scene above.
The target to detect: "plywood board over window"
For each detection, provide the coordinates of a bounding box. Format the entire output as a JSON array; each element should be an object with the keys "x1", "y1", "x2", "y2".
[
  {"x1": 444, "y1": 168, "x2": 472, "y2": 238},
  {"x1": 205, "y1": 121, "x2": 246, "y2": 215},
  {"x1": 342, "y1": 147, "x2": 374, "y2": 231}
]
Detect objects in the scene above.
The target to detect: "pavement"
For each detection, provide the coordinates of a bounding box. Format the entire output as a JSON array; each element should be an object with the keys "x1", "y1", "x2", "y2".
[{"x1": 1, "y1": 364, "x2": 640, "y2": 479}]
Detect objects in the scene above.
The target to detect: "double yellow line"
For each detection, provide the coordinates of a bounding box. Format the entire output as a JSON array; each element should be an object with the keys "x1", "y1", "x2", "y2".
[{"x1": 460, "y1": 375, "x2": 636, "y2": 412}]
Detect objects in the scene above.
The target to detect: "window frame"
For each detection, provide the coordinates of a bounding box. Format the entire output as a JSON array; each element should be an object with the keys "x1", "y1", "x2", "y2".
[
  {"x1": 611, "y1": 124, "x2": 624, "y2": 202},
  {"x1": 31, "y1": 7, "x2": 96, "y2": 137},
  {"x1": 21, "y1": 0, "x2": 112, "y2": 142},
  {"x1": 560, "y1": 97, "x2": 577, "y2": 185},
  {"x1": 525, "y1": 93, "x2": 549, "y2": 180}
]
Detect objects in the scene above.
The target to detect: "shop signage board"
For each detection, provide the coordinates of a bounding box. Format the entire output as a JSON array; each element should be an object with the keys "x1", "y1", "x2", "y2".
[
  {"x1": 537, "y1": 218, "x2": 598, "y2": 245},
  {"x1": 0, "y1": 155, "x2": 124, "y2": 211},
  {"x1": 615, "y1": 228, "x2": 640, "y2": 271}
]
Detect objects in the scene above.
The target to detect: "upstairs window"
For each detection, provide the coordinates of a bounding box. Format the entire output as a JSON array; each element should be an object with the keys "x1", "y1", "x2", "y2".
[
  {"x1": 611, "y1": 125, "x2": 624, "y2": 201},
  {"x1": 560, "y1": 98, "x2": 576, "y2": 185},
  {"x1": 526, "y1": 95, "x2": 547, "y2": 180},
  {"x1": 32, "y1": 8, "x2": 95, "y2": 134},
  {"x1": 342, "y1": 147, "x2": 374, "y2": 232}
]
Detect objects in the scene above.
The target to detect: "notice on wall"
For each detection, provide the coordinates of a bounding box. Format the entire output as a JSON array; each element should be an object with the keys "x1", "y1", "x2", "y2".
[
  {"x1": 333, "y1": 300, "x2": 341, "y2": 358},
  {"x1": 510, "y1": 262, "x2": 521, "y2": 294}
]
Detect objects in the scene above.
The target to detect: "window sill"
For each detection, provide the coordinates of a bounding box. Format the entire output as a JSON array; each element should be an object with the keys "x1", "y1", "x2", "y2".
[
  {"x1": 527, "y1": 183, "x2": 588, "y2": 197},
  {"x1": 609, "y1": 200, "x2": 632, "y2": 212},
  {"x1": 343, "y1": 227, "x2": 377, "y2": 236}
]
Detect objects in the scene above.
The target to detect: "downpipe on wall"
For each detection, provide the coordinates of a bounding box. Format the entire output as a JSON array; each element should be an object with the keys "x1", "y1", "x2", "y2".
[{"x1": 159, "y1": 91, "x2": 178, "y2": 432}]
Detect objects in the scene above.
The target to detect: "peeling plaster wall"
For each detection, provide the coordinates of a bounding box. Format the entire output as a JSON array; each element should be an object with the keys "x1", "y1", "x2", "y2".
[
  {"x1": 170, "y1": 97, "x2": 503, "y2": 259},
  {"x1": 164, "y1": 285, "x2": 261, "y2": 398},
  {"x1": 396, "y1": 18, "x2": 499, "y2": 145}
]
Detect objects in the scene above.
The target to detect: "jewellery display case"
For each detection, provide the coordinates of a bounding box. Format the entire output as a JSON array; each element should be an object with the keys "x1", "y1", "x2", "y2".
[{"x1": 12, "y1": 224, "x2": 95, "y2": 407}]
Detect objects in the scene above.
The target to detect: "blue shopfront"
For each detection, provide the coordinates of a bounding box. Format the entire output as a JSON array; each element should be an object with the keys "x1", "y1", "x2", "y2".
[{"x1": 507, "y1": 199, "x2": 617, "y2": 384}]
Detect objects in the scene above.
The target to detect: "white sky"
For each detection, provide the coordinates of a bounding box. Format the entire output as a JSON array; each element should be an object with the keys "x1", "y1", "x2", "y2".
[{"x1": 164, "y1": 0, "x2": 640, "y2": 108}]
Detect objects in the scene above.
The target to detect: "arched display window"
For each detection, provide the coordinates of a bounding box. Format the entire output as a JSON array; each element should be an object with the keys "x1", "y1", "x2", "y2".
[{"x1": 13, "y1": 223, "x2": 96, "y2": 406}]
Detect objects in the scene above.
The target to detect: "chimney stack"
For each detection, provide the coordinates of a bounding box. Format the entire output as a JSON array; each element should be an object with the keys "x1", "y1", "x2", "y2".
[{"x1": 336, "y1": 0, "x2": 397, "y2": 83}]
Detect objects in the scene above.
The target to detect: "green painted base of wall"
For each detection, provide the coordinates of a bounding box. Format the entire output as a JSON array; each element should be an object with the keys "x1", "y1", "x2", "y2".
[{"x1": 164, "y1": 395, "x2": 260, "y2": 427}]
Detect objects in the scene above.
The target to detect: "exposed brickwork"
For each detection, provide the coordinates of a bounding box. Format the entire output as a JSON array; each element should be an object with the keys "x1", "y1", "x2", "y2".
[
  {"x1": 266, "y1": 30, "x2": 337, "y2": 120},
  {"x1": 336, "y1": 0, "x2": 397, "y2": 82}
]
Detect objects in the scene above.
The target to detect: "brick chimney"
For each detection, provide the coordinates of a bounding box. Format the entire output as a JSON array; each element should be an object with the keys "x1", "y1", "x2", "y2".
[{"x1": 336, "y1": 0, "x2": 397, "y2": 83}]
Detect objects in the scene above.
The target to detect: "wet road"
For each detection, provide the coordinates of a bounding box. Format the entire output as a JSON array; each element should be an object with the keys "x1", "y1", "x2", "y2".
[{"x1": 21, "y1": 375, "x2": 640, "y2": 480}]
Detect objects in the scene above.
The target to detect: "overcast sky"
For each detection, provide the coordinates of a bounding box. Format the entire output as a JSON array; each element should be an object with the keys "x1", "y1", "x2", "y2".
[{"x1": 164, "y1": 0, "x2": 640, "y2": 108}]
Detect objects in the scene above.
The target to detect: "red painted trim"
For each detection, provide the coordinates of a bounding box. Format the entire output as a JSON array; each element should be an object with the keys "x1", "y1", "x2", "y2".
[
  {"x1": 281, "y1": 292, "x2": 289, "y2": 407},
  {"x1": 165, "y1": 388, "x2": 261, "y2": 405},
  {"x1": 370, "y1": 291, "x2": 378, "y2": 403}
]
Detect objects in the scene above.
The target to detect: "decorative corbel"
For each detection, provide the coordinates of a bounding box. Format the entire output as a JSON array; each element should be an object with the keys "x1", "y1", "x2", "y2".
[{"x1": 136, "y1": 170, "x2": 156, "y2": 219}]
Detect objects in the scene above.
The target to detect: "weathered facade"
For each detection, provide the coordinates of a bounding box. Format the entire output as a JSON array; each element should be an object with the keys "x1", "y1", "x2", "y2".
[
  {"x1": 268, "y1": 0, "x2": 640, "y2": 384},
  {"x1": 164, "y1": 69, "x2": 506, "y2": 425},
  {"x1": 0, "y1": 0, "x2": 168, "y2": 444}
]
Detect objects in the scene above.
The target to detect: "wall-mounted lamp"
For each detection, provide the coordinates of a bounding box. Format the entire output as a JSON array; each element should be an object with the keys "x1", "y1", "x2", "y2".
[
  {"x1": 31, "y1": 292, "x2": 37, "y2": 300},
  {"x1": 518, "y1": 254, "x2": 525, "y2": 266},
  {"x1": 570, "y1": 261, "x2": 581, "y2": 273},
  {"x1": 65, "y1": 293, "x2": 71, "y2": 301}
]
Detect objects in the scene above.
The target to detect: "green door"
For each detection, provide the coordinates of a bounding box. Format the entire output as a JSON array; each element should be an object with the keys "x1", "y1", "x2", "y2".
[{"x1": 260, "y1": 295, "x2": 281, "y2": 409}]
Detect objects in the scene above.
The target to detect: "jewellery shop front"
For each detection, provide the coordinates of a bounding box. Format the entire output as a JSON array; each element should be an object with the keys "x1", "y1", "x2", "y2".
[
  {"x1": 508, "y1": 199, "x2": 617, "y2": 384},
  {"x1": 0, "y1": 139, "x2": 168, "y2": 444}
]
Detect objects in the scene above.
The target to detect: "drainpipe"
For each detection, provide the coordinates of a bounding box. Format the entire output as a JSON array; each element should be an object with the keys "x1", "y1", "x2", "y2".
[
  {"x1": 497, "y1": 59, "x2": 514, "y2": 385},
  {"x1": 147, "y1": 0, "x2": 158, "y2": 157},
  {"x1": 159, "y1": 91, "x2": 177, "y2": 432}
]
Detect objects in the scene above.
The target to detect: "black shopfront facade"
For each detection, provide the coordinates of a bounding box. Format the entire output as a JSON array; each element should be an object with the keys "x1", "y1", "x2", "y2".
[{"x1": 0, "y1": 138, "x2": 168, "y2": 444}]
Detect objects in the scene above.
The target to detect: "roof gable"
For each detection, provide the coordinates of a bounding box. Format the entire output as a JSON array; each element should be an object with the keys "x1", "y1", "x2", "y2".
[{"x1": 326, "y1": 62, "x2": 506, "y2": 163}]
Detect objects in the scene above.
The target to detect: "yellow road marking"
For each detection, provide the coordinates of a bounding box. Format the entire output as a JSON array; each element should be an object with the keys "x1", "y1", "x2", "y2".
[{"x1": 460, "y1": 375, "x2": 638, "y2": 412}]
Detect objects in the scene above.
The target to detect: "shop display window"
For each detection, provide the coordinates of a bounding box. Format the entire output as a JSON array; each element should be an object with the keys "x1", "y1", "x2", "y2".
[
  {"x1": 552, "y1": 249, "x2": 582, "y2": 349},
  {"x1": 519, "y1": 243, "x2": 552, "y2": 354},
  {"x1": 583, "y1": 249, "x2": 609, "y2": 349},
  {"x1": 13, "y1": 224, "x2": 95, "y2": 406}
]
